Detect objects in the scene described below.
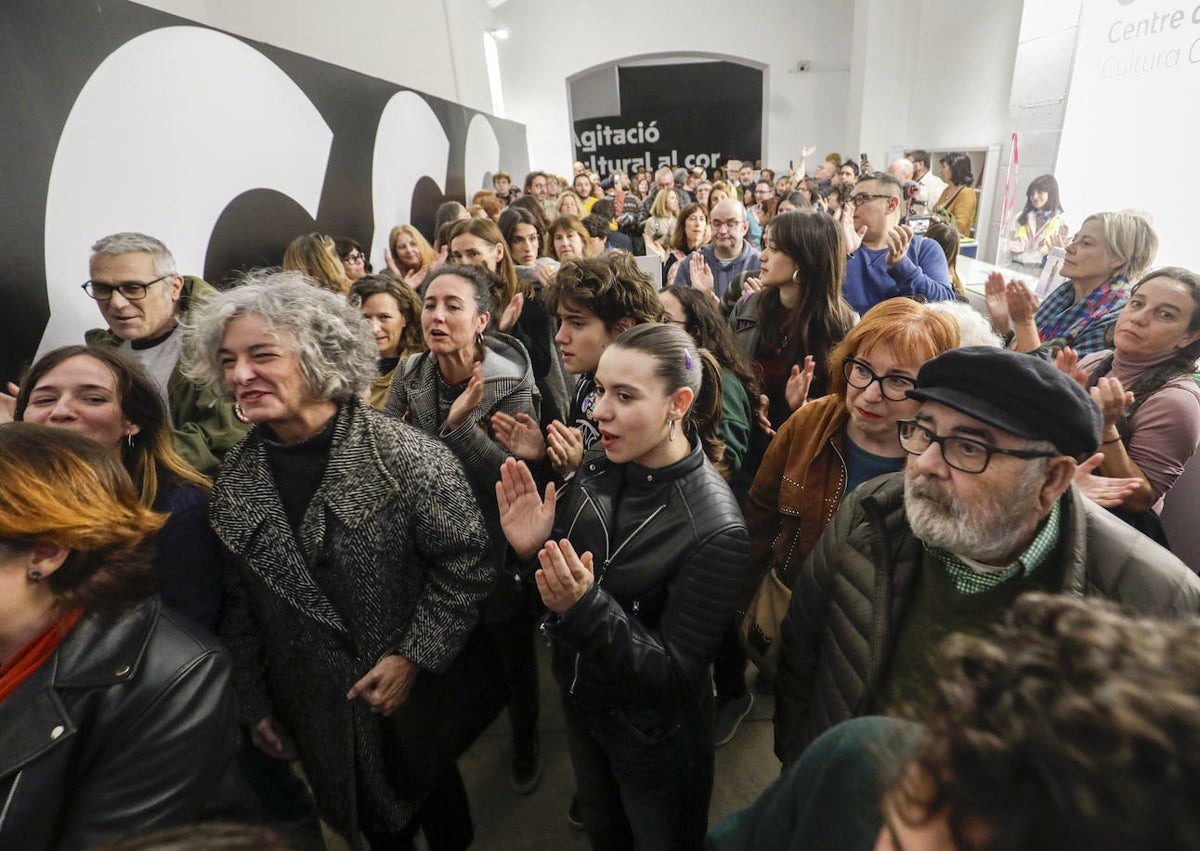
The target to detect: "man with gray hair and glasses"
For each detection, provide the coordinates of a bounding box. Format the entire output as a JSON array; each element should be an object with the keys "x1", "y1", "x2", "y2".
[
  {"x1": 773, "y1": 346, "x2": 1200, "y2": 767},
  {"x1": 672, "y1": 198, "x2": 760, "y2": 299},
  {"x1": 81, "y1": 232, "x2": 245, "y2": 475}
]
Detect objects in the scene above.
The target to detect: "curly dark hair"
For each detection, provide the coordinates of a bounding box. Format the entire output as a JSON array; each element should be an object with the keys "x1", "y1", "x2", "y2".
[
  {"x1": 889, "y1": 592, "x2": 1200, "y2": 851},
  {"x1": 545, "y1": 255, "x2": 663, "y2": 331}
]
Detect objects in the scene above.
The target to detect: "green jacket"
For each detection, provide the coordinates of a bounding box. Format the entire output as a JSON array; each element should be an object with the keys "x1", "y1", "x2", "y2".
[{"x1": 85, "y1": 276, "x2": 247, "y2": 477}]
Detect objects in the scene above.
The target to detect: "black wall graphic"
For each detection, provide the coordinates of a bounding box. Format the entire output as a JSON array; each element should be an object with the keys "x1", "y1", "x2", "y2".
[{"x1": 0, "y1": 0, "x2": 528, "y2": 380}]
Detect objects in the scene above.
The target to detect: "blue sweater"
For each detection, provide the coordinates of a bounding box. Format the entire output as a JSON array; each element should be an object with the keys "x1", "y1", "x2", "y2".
[
  {"x1": 843, "y1": 235, "x2": 954, "y2": 315},
  {"x1": 675, "y1": 241, "x2": 761, "y2": 298}
]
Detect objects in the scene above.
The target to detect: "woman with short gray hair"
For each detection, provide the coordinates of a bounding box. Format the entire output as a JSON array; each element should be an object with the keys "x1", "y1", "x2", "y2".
[{"x1": 183, "y1": 270, "x2": 496, "y2": 848}]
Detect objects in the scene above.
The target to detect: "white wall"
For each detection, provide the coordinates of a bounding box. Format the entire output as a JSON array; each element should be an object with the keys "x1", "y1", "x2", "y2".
[
  {"x1": 491, "y1": 0, "x2": 853, "y2": 174},
  {"x1": 133, "y1": 0, "x2": 496, "y2": 111}
]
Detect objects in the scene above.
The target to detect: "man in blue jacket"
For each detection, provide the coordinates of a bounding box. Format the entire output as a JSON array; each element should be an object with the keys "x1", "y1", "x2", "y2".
[{"x1": 840, "y1": 171, "x2": 955, "y2": 314}]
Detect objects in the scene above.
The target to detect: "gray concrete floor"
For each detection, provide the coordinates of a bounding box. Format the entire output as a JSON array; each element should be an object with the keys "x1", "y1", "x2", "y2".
[{"x1": 456, "y1": 641, "x2": 781, "y2": 850}]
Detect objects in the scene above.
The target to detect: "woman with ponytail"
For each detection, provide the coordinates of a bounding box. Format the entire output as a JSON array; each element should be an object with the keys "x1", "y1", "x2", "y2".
[
  {"x1": 1068, "y1": 266, "x2": 1200, "y2": 539},
  {"x1": 497, "y1": 323, "x2": 749, "y2": 849}
]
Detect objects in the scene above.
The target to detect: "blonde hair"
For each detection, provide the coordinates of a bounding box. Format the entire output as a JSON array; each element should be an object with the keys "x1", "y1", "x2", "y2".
[
  {"x1": 1084, "y1": 210, "x2": 1159, "y2": 281},
  {"x1": 282, "y1": 233, "x2": 350, "y2": 294}
]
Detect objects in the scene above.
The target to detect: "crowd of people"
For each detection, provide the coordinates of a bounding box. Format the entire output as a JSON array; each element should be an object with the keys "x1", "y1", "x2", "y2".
[{"x1": 2, "y1": 147, "x2": 1200, "y2": 851}]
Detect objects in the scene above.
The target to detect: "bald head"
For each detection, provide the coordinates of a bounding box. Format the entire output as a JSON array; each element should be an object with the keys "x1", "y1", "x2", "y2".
[{"x1": 888, "y1": 158, "x2": 914, "y2": 182}]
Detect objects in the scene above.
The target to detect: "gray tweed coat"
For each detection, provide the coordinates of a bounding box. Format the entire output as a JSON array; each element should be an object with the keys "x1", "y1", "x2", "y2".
[{"x1": 210, "y1": 397, "x2": 493, "y2": 838}]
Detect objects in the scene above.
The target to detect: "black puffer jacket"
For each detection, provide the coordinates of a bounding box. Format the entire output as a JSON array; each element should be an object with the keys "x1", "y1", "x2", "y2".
[
  {"x1": 546, "y1": 443, "x2": 749, "y2": 708},
  {"x1": 775, "y1": 473, "x2": 1200, "y2": 766},
  {"x1": 0, "y1": 598, "x2": 241, "y2": 850}
]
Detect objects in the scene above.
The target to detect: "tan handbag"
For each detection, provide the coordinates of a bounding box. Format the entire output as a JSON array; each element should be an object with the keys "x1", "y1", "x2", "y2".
[{"x1": 739, "y1": 566, "x2": 793, "y2": 678}]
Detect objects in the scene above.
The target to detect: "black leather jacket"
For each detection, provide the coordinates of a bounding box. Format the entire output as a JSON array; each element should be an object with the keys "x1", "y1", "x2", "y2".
[
  {"x1": 546, "y1": 443, "x2": 749, "y2": 708},
  {"x1": 0, "y1": 598, "x2": 241, "y2": 850}
]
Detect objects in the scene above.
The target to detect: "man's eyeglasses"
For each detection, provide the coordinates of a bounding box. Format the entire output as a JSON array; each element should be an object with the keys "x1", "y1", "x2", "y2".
[
  {"x1": 81, "y1": 276, "x2": 168, "y2": 301},
  {"x1": 842, "y1": 358, "x2": 917, "y2": 402},
  {"x1": 342, "y1": 252, "x2": 366, "y2": 263},
  {"x1": 848, "y1": 193, "x2": 894, "y2": 206},
  {"x1": 711, "y1": 219, "x2": 745, "y2": 232},
  {"x1": 897, "y1": 419, "x2": 1058, "y2": 474}
]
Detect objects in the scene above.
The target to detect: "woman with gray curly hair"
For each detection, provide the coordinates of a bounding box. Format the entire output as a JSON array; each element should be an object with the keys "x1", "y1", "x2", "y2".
[{"x1": 183, "y1": 270, "x2": 498, "y2": 849}]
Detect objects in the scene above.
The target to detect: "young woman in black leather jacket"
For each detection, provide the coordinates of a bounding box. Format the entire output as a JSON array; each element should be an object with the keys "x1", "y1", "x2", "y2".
[{"x1": 498, "y1": 323, "x2": 749, "y2": 850}]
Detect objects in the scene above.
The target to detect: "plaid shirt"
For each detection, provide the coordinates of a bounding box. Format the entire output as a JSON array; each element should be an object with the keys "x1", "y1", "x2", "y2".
[
  {"x1": 1034, "y1": 275, "x2": 1131, "y2": 355},
  {"x1": 929, "y1": 499, "x2": 1062, "y2": 595}
]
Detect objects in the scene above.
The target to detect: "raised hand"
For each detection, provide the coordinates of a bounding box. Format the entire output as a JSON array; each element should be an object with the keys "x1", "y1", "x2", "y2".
[
  {"x1": 0, "y1": 381, "x2": 18, "y2": 424},
  {"x1": 689, "y1": 252, "x2": 716, "y2": 294},
  {"x1": 403, "y1": 264, "x2": 429, "y2": 290},
  {"x1": 446, "y1": 362, "x2": 484, "y2": 429},
  {"x1": 785, "y1": 356, "x2": 816, "y2": 411},
  {"x1": 1054, "y1": 347, "x2": 1089, "y2": 390},
  {"x1": 985, "y1": 271, "x2": 1011, "y2": 334},
  {"x1": 1091, "y1": 376, "x2": 1134, "y2": 430},
  {"x1": 496, "y1": 457, "x2": 557, "y2": 559},
  {"x1": 1005, "y1": 279, "x2": 1038, "y2": 325},
  {"x1": 491, "y1": 410, "x2": 547, "y2": 460},
  {"x1": 883, "y1": 224, "x2": 914, "y2": 267},
  {"x1": 838, "y1": 201, "x2": 866, "y2": 254},
  {"x1": 535, "y1": 539, "x2": 594, "y2": 615}
]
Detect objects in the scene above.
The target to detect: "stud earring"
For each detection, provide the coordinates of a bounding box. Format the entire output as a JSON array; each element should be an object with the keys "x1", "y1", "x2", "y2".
[{"x1": 28, "y1": 570, "x2": 42, "y2": 582}]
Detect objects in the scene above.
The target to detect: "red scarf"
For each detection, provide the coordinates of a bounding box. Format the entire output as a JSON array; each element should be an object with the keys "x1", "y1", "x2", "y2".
[{"x1": 0, "y1": 609, "x2": 84, "y2": 704}]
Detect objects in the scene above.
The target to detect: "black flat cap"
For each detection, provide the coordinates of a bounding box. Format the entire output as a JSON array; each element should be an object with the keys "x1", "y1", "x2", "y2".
[{"x1": 906, "y1": 346, "x2": 1101, "y2": 459}]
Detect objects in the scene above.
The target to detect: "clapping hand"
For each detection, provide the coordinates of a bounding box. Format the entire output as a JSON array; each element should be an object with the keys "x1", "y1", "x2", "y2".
[
  {"x1": 446, "y1": 363, "x2": 484, "y2": 430},
  {"x1": 546, "y1": 420, "x2": 584, "y2": 475},
  {"x1": 1054, "y1": 347, "x2": 1089, "y2": 390},
  {"x1": 1091, "y1": 376, "x2": 1134, "y2": 430},
  {"x1": 535, "y1": 539, "x2": 594, "y2": 615},
  {"x1": 1073, "y1": 452, "x2": 1140, "y2": 508},
  {"x1": 496, "y1": 457, "x2": 556, "y2": 559},
  {"x1": 838, "y1": 201, "x2": 866, "y2": 254},
  {"x1": 756, "y1": 394, "x2": 776, "y2": 439},
  {"x1": 883, "y1": 224, "x2": 914, "y2": 268},
  {"x1": 0, "y1": 381, "x2": 18, "y2": 423},
  {"x1": 985, "y1": 272, "x2": 1011, "y2": 334},
  {"x1": 491, "y1": 410, "x2": 547, "y2": 460},
  {"x1": 1005, "y1": 279, "x2": 1038, "y2": 325}
]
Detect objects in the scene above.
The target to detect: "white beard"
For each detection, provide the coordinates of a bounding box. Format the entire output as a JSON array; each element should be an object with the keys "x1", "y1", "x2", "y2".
[{"x1": 904, "y1": 470, "x2": 1042, "y2": 564}]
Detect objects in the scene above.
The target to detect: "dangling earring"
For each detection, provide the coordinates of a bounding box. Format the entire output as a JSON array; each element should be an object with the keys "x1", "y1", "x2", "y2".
[
  {"x1": 127, "y1": 433, "x2": 135, "y2": 448},
  {"x1": 475, "y1": 331, "x2": 484, "y2": 348},
  {"x1": 668, "y1": 419, "x2": 677, "y2": 442},
  {"x1": 234, "y1": 404, "x2": 250, "y2": 424}
]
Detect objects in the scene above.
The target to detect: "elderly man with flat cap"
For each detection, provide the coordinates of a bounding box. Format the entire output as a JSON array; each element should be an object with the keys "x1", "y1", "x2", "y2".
[{"x1": 773, "y1": 346, "x2": 1200, "y2": 766}]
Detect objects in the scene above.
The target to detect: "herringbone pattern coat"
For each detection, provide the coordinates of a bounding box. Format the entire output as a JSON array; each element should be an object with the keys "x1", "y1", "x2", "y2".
[{"x1": 210, "y1": 398, "x2": 493, "y2": 838}]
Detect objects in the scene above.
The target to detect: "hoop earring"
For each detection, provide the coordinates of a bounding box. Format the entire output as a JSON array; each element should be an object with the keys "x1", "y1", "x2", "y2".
[
  {"x1": 234, "y1": 404, "x2": 250, "y2": 424},
  {"x1": 668, "y1": 419, "x2": 677, "y2": 442},
  {"x1": 476, "y1": 331, "x2": 484, "y2": 348},
  {"x1": 127, "y1": 433, "x2": 135, "y2": 448},
  {"x1": 792, "y1": 269, "x2": 802, "y2": 285}
]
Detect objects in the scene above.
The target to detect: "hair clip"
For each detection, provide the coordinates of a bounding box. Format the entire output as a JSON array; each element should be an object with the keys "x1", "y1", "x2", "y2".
[{"x1": 684, "y1": 348, "x2": 693, "y2": 370}]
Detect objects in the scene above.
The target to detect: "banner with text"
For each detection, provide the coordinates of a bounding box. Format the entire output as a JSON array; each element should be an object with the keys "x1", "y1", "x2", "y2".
[{"x1": 572, "y1": 61, "x2": 762, "y2": 178}]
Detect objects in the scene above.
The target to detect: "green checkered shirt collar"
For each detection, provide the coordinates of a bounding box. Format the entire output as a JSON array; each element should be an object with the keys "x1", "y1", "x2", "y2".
[{"x1": 928, "y1": 499, "x2": 1062, "y2": 595}]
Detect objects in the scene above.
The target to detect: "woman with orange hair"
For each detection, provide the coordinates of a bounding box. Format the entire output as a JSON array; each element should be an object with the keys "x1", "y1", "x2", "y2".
[
  {"x1": 741, "y1": 298, "x2": 959, "y2": 675},
  {"x1": 0, "y1": 423, "x2": 240, "y2": 849}
]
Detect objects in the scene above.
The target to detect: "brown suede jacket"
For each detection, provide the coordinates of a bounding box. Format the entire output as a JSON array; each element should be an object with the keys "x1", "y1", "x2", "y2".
[{"x1": 743, "y1": 394, "x2": 849, "y2": 605}]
